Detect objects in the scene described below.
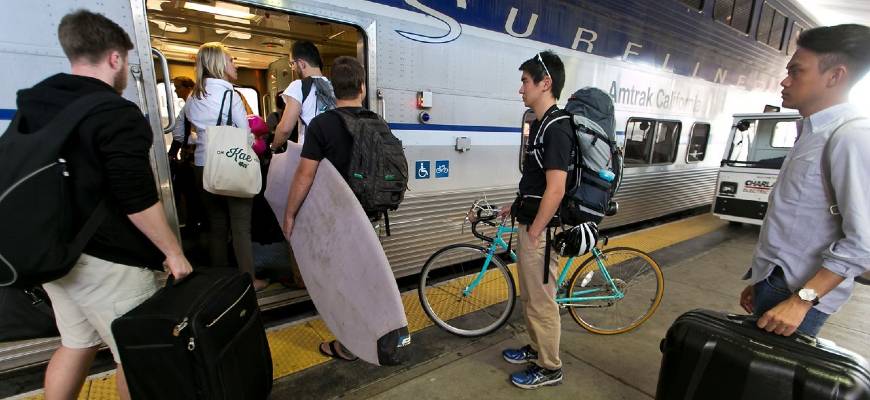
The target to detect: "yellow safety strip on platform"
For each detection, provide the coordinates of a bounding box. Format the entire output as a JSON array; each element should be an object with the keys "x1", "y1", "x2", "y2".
[{"x1": 18, "y1": 214, "x2": 724, "y2": 400}]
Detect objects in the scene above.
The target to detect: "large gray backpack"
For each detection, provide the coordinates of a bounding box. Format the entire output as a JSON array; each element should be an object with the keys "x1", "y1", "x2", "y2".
[
  {"x1": 301, "y1": 77, "x2": 336, "y2": 121},
  {"x1": 558, "y1": 87, "x2": 622, "y2": 224}
]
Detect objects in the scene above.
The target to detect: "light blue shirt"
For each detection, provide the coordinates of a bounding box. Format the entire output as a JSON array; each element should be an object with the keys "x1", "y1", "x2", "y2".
[{"x1": 748, "y1": 103, "x2": 870, "y2": 314}]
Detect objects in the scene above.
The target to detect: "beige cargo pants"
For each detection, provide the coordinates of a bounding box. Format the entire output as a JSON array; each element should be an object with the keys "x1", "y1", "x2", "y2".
[{"x1": 516, "y1": 224, "x2": 562, "y2": 370}]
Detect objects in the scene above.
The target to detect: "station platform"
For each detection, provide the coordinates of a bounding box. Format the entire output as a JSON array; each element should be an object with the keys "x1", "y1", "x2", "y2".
[{"x1": 5, "y1": 214, "x2": 869, "y2": 399}]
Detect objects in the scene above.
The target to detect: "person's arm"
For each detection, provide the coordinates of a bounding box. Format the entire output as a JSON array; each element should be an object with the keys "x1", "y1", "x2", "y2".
[
  {"x1": 272, "y1": 96, "x2": 301, "y2": 149},
  {"x1": 283, "y1": 117, "x2": 327, "y2": 238},
  {"x1": 527, "y1": 121, "x2": 572, "y2": 243},
  {"x1": 283, "y1": 158, "x2": 319, "y2": 239},
  {"x1": 128, "y1": 202, "x2": 192, "y2": 280},
  {"x1": 94, "y1": 106, "x2": 192, "y2": 279},
  {"x1": 758, "y1": 124, "x2": 870, "y2": 336},
  {"x1": 171, "y1": 104, "x2": 188, "y2": 143},
  {"x1": 527, "y1": 169, "x2": 567, "y2": 242}
]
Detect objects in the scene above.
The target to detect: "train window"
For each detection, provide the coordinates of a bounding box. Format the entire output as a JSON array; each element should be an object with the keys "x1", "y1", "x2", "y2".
[
  {"x1": 714, "y1": 0, "x2": 755, "y2": 33},
  {"x1": 652, "y1": 121, "x2": 681, "y2": 164},
  {"x1": 770, "y1": 121, "x2": 798, "y2": 148},
  {"x1": 624, "y1": 118, "x2": 655, "y2": 165},
  {"x1": 757, "y1": 4, "x2": 773, "y2": 44},
  {"x1": 756, "y1": 3, "x2": 787, "y2": 50},
  {"x1": 769, "y1": 11, "x2": 786, "y2": 49},
  {"x1": 787, "y1": 22, "x2": 804, "y2": 55},
  {"x1": 624, "y1": 118, "x2": 682, "y2": 165},
  {"x1": 687, "y1": 123, "x2": 711, "y2": 162},
  {"x1": 679, "y1": 0, "x2": 704, "y2": 10}
]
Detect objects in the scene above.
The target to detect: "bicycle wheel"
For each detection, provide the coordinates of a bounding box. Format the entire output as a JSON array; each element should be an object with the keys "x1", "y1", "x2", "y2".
[
  {"x1": 418, "y1": 244, "x2": 516, "y2": 337},
  {"x1": 566, "y1": 247, "x2": 664, "y2": 334}
]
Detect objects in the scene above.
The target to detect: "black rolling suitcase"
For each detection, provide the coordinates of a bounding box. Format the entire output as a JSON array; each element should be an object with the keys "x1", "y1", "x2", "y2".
[
  {"x1": 657, "y1": 309, "x2": 870, "y2": 400},
  {"x1": 112, "y1": 268, "x2": 272, "y2": 400}
]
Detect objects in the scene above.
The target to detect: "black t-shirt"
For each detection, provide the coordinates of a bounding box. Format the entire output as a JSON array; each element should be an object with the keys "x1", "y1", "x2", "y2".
[
  {"x1": 300, "y1": 107, "x2": 360, "y2": 178},
  {"x1": 518, "y1": 105, "x2": 574, "y2": 197}
]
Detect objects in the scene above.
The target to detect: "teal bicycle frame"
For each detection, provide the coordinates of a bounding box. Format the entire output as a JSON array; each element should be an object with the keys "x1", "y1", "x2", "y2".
[{"x1": 463, "y1": 223, "x2": 625, "y2": 305}]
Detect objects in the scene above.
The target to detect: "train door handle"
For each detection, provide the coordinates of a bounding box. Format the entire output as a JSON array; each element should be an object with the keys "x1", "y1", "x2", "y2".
[{"x1": 152, "y1": 48, "x2": 176, "y2": 133}]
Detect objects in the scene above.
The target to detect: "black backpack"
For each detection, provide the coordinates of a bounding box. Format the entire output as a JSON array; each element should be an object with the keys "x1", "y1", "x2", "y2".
[
  {"x1": 0, "y1": 92, "x2": 126, "y2": 287},
  {"x1": 331, "y1": 107, "x2": 408, "y2": 235},
  {"x1": 559, "y1": 87, "x2": 622, "y2": 225}
]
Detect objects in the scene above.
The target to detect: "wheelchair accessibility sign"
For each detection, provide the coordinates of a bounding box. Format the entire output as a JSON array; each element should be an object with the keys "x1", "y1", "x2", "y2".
[
  {"x1": 415, "y1": 161, "x2": 430, "y2": 179},
  {"x1": 435, "y1": 160, "x2": 449, "y2": 178}
]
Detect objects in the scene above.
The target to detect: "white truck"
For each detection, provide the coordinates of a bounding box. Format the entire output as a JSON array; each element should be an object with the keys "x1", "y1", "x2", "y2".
[{"x1": 712, "y1": 112, "x2": 801, "y2": 225}]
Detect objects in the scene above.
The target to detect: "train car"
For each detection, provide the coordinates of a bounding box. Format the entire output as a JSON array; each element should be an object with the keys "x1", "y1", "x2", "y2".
[
  {"x1": 713, "y1": 112, "x2": 801, "y2": 225},
  {"x1": 0, "y1": 0, "x2": 816, "y2": 371}
]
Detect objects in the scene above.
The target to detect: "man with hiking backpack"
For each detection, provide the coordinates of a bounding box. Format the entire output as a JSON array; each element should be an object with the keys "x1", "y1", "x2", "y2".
[
  {"x1": 0, "y1": 10, "x2": 192, "y2": 399},
  {"x1": 280, "y1": 56, "x2": 407, "y2": 361},
  {"x1": 270, "y1": 40, "x2": 337, "y2": 149},
  {"x1": 498, "y1": 51, "x2": 572, "y2": 389}
]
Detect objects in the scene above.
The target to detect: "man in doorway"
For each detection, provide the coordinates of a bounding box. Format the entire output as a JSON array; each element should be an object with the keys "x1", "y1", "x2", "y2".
[
  {"x1": 739, "y1": 24, "x2": 870, "y2": 337},
  {"x1": 270, "y1": 40, "x2": 335, "y2": 148},
  {"x1": 16, "y1": 10, "x2": 192, "y2": 399},
  {"x1": 499, "y1": 50, "x2": 571, "y2": 389},
  {"x1": 171, "y1": 76, "x2": 194, "y2": 102}
]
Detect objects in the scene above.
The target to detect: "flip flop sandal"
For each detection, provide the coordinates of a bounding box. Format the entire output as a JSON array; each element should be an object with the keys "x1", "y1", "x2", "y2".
[{"x1": 318, "y1": 340, "x2": 358, "y2": 362}]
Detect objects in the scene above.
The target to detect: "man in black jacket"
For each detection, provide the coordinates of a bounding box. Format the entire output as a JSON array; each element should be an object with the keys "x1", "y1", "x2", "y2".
[{"x1": 15, "y1": 10, "x2": 191, "y2": 400}]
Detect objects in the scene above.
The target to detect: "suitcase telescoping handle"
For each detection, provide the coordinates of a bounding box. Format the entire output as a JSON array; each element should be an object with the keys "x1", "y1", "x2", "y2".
[{"x1": 725, "y1": 313, "x2": 819, "y2": 346}]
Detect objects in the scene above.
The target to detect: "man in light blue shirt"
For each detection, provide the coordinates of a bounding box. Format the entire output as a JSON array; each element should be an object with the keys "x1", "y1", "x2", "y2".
[{"x1": 740, "y1": 24, "x2": 870, "y2": 337}]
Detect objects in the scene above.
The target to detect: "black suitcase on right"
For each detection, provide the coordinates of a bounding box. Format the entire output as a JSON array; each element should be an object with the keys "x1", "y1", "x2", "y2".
[
  {"x1": 112, "y1": 268, "x2": 272, "y2": 400},
  {"x1": 657, "y1": 309, "x2": 870, "y2": 400}
]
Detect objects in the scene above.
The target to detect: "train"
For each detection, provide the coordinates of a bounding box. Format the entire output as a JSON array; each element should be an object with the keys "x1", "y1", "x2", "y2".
[{"x1": 0, "y1": 0, "x2": 816, "y2": 371}]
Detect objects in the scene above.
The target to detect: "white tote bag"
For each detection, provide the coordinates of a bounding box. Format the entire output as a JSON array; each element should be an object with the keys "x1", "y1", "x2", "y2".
[{"x1": 202, "y1": 90, "x2": 262, "y2": 198}]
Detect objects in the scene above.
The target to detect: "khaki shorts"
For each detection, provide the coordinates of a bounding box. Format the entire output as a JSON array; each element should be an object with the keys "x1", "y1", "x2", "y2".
[{"x1": 42, "y1": 254, "x2": 161, "y2": 363}]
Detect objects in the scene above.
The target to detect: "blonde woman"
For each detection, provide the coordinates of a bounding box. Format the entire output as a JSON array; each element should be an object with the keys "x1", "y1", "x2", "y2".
[{"x1": 172, "y1": 42, "x2": 268, "y2": 290}]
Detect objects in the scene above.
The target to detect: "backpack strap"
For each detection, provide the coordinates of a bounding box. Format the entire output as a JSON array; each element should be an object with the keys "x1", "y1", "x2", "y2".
[
  {"x1": 301, "y1": 77, "x2": 314, "y2": 106},
  {"x1": 531, "y1": 109, "x2": 571, "y2": 169},
  {"x1": 821, "y1": 117, "x2": 867, "y2": 216},
  {"x1": 299, "y1": 77, "x2": 314, "y2": 127},
  {"x1": 543, "y1": 227, "x2": 552, "y2": 284},
  {"x1": 69, "y1": 200, "x2": 109, "y2": 258}
]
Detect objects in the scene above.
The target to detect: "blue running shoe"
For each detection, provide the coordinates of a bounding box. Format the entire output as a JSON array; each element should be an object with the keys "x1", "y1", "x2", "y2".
[
  {"x1": 510, "y1": 365, "x2": 563, "y2": 389},
  {"x1": 502, "y1": 345, "x2": 538, "y2": 364}
]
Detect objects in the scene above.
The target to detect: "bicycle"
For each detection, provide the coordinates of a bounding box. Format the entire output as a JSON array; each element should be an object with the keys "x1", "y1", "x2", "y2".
[{"x1": 418, "y1": 200, "x2": 665, "y2": 337}]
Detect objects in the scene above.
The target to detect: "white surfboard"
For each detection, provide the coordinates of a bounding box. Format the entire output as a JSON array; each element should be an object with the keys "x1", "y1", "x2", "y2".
[{"x1": 264, "y1": 144, "x2": 410, "y2": 366}]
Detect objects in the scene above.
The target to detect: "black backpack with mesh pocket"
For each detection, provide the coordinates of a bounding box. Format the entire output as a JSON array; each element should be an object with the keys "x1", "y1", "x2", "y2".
[
  {"x1": 0, "y1": 92, "x2": 125, "y2": 287},
  {"x1": 331, "y1": 107, "x2": 408, "y2": 235}
]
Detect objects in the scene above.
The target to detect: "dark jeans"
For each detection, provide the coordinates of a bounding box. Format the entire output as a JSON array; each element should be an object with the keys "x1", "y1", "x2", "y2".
[{"x1": 752, "y1": 267, "x2": 830, "y2": 336}]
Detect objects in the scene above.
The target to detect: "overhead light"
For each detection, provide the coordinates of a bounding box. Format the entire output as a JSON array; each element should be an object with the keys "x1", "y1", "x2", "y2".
[
  {"x1": 328, "y1": 30, "x2": 346, "y2": 40},
  {"x1": 214, "y1": 14, "x2": 250, "y2": 25},
  {"x1": 183, "y1": 1, "x2": 256, "y2": 19},
  {"x1": 153, "y1": 20, "x2": 188, "y2": 34},
  {"x1": 163, "y1": 44, "x2": 200, "y2": 54},
  {"x1": 215, "y1": 29, "x2": 252, "y2": 40}
]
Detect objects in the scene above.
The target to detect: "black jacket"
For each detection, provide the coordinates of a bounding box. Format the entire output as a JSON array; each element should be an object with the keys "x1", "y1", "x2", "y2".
[{"x1": 16, "y1": 74, "x2": 164, "y2": 269}]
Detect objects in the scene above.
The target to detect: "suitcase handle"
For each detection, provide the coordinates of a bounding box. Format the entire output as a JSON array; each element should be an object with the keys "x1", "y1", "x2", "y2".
[
  {"x1": 165, "y1": 271, "x2": 197, "y2": 287},
  {"x1": 726, "y1": 313, "x2": 818, "y2": 346}
]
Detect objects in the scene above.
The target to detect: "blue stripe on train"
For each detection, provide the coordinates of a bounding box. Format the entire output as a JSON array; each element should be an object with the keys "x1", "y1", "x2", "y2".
[
  {"x1": 0, "y1": 109, "x2": 14, "y2": 120},
  {"x1": 388, "y1": 123, "x2": 520, "y2": 133}
]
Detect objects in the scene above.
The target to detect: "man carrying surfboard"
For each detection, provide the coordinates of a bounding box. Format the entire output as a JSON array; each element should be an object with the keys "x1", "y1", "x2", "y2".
[
  {"x1": 499, "y1": 51, "x2": 570, "y2": 389},
  {"x1": 280, "y1": 56, "x2": 372, "y2": 361}
]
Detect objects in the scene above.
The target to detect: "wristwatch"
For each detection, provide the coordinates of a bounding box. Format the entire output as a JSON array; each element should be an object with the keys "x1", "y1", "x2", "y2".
[{"x1": 796, "y1": 287, "x2": 820, "y2": 306}]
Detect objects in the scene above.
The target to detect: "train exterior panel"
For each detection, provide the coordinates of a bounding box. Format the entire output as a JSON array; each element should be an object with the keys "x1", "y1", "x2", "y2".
[{"x1": 0, "y1": 0, "x2": 815, "y2": 278}]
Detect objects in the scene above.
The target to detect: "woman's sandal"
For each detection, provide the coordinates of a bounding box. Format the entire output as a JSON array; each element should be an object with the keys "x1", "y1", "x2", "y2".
[{"x1": 318, "y1": 340, "x2": 358, "y2": 361}]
